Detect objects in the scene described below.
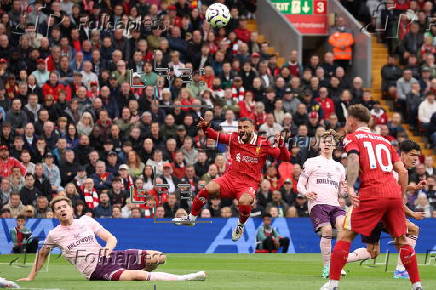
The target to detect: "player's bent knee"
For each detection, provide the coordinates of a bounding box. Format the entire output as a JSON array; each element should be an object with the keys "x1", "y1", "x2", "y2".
[
  {"x1": 321, "y1": 226, "x2": 333, "y2": 237},
  {"x1": 158, "y1": 254, "x2": 167, "y2": 264},
  {"x1": 238, "y1": 193, "x2": 253, "y2": 205},
  {"x1": 337, "y1": 229, "x2": 355, "y2": 242},
  {"x1": 206, "y1": 181, "x2": 220, "y2": 193},
  {"x1": 408, "y1": 223, "x2": 419, "y2": 236}
]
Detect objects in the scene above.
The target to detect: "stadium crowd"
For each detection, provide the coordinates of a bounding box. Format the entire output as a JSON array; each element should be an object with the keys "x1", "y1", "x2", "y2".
[{"x1": 0, "y1": 0, "x2": 434, "y2": 221}]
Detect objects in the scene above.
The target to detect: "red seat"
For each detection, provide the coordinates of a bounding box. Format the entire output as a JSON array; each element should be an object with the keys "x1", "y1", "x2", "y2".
[{"x1": 255, "y1": 249, "x2": 278, "y2": 253}]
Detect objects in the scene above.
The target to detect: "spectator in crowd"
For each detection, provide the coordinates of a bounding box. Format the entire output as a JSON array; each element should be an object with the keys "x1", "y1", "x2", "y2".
[
  {"x1": 414, "y1": 193, "x2": 432, "y2": 218},
  {"x1": 401, "y1": 22, "x2": 423, "y2": 62},
  {"x1": 94, "y1": 191, "x2": 112, "y2": 218},
  {"x1": 112, "y1": 206, "x2": 123, "y2": 218},
  {"x1": 424, "y1": 156, "x2": 434, "y2": 176},
  {"x1": 259, "y1": 113, "x2": 282, "y2": 140},
  {"x1": 381, "y1": 55, "x2": 402, "y2": 94},
  {"x1": 396, "y1": 69, "x2": 418, "y2": 115},
  {"x1": 91, "y1": 161, "x2": 113, "y2": 191},
  {"x1": 418, "y1": 92, "x2": 436, "y2": 137},
  {"x1": 3, "y1": 192, "x2": 24, "y2": 218},
  {"x1": 10, "y1": 215, "x2": 39, "y2": 253},
  {"x1": 267, "y1": 190, "x2": 289, "y2": 217},
  {"x1": 220, "y1": 207, "x2": 232, "y2": 218},
  {"x1": 0, "y1": 145, "x2": 26, "y2": 178},
  {"x1": 19, "y1": 173, "x2": 41, "y2": 206},
  {"x1": 256, "y1": 213, "x2": 290, "y2": 253},
  {"x1": 387, "y1": 112, "x2": 406, "y2": 139},
  {"x1": 42, "y1": 153, "x2": 61, "y2": 192},
  {"x1": 35, "y1": 195, "x2": 51, "y2": 218},
  {"x1": 0, "y1": 177, "x2": 12, "y2": 207},
  {"x1": 294, "y1": 194, "x2": 309, "y2": 217},
  {"x1": 164, "y1": 193, "x2": 180, "y2": 218}
]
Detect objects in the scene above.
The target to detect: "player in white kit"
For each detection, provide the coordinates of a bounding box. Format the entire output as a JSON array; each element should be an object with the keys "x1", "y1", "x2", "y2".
[
  {"x1": 297, "y1": 129, "x2": 347, "y2": 279},
  {"x1": 18, "y1": 196, "x2": 206, "y2": 282}
]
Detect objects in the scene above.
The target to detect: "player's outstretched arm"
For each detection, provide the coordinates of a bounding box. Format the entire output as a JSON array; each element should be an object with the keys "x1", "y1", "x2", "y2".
[
  {"x1": 198, "y1": 117, "x2": 231, "y2": 145},
  {"x1": 267, "y1": 134, "x2": 291, "y2": 162},
  {"x1": 96, "y1": 228, "x2": 118, "y2": 256},
  {"x1": 18, "y1": 246, "x2": 51, "y2": 281},
  {"x1": 404, "y1": 205, "x2": 426, "y2": 220}
]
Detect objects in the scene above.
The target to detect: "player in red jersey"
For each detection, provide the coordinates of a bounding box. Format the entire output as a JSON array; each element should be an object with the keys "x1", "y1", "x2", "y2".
[
  {"x1": 321, "y1": 105, "x2": 423, "y2": 290},
  {"x1": 346, "y1": 140, "x2": 426, "y2": 280},
  {"x1": 173, "y1": 117, "x2": 290, "y2": 241}
]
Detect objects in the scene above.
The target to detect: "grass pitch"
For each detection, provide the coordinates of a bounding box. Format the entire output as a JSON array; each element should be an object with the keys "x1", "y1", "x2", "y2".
[{"x1": 0, "y1": 253, "x2": 435, "y2": 289}]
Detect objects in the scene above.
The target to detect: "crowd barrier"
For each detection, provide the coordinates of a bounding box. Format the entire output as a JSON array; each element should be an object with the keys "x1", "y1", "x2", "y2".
[{"x1": 1, "y1": 218, "x2": 435, "y2": 254}]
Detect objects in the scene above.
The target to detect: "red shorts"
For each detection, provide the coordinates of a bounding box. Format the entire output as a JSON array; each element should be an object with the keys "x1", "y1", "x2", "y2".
[
  {"x1": 215, "y1": 175, "x2": 256, "y2": 200},
  {"x1": 344, "y1": 198, "x2": 406, "y2": 237}
]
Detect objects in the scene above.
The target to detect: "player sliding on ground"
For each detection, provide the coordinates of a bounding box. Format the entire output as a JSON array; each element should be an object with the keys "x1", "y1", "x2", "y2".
[
  {"x1": 297, "y1": 129, "x2": 347, "y2": 279},
  {"x1": 18, "y1": 196, "x2": 206, "y2": 283},
  {"x1": 346, "y1": 140, "x2": 426, "y2": 279},
  {"x1": 321, "y1": 104, "x2": 423, "y2": 290},
  {"x1": 174, "y1": 117, "x2": 290, "y2": 241}
]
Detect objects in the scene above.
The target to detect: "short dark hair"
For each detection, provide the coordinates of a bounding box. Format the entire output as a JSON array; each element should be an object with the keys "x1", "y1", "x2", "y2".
[
  {"x1": 347, "y1": 104, "x2": 371, "y2": 123},
  {"x1": 399, "y1": 140, "x2": 421, "y2": 153},
  {"x1": 17, "y1": 214, "x2": 26, "y2": 220},
  {"x1": 25, "y1": 173, "x2": 34, "y2": 179},
  {"x1": 10, "y1": 191, "x2": 20, "y2": 197},
  {"x1": 262, "y1": 213, "x2": 272, "y2": 219}
]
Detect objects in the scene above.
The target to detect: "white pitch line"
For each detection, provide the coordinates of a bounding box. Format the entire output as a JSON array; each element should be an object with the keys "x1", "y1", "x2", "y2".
[{"x1": 17, "y1": 288, "x2": 62, "y2": 290}]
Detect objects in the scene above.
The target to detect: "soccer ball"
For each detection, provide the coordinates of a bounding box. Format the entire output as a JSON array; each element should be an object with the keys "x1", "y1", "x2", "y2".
[{"x1": 205, "y1": 3, "x2": 231, "y2": 28}]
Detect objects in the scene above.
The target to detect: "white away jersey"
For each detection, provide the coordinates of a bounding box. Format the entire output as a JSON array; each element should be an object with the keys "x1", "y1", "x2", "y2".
[
  {"x1": 298, "y1": 155, "x2": 346, "y2": 212},
  {"x1": 44, "y1": 215, "x2": 104, "y2": 279}
]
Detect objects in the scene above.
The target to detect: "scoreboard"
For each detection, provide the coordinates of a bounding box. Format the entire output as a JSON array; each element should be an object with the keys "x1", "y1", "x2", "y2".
[{"x1": 271, "y1": 0, "x2": 328, "y2": 34}]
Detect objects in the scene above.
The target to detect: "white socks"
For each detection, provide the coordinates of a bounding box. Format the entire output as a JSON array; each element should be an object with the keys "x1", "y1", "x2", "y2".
[
  {"x1": 347, "y1": 248, "x2": 372, "y2": 263},
  {"x1": 329, "y1": 280, "x2": 339, "y2": 288},
  {"x1": 320, "y1": 237, "x2": 332, "y2": 266},
  {"x1": 148, "y1": 272, "x2": 182, "y2": 281}
]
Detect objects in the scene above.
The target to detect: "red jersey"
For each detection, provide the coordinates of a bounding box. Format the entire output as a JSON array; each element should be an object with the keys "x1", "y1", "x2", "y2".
[
  {"x1": 205, "y1": 128, "x2": 290, "y2": 187},
  {"x1": 0, "y1": 157, "x2": 26, "y2": 178},
  {"x1": 343, "y1": 127, "x2": 401, "y2": 200},
  {"x1": 315, "y1": 97, "x2": 335, "y2": 119}
]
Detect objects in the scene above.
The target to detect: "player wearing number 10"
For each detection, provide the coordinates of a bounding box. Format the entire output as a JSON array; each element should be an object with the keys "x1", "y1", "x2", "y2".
[{"x1": 321, "y1": 104, "x2": 423, "y2": 290}]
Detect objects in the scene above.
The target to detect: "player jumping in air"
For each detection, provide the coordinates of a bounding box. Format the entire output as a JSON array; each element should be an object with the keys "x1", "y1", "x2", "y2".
[
  {"x1": 18, "y1": 196, "x2": 206, "y2": 283},
  {"x1": 174, "y1": 117, "x2": 290, "y2": 241},
  {"x1": 346, "y1": 140, "x2": 426, "y2": 279},
  {"x1": 321, "y1": 104, "x2": 423, "y2": 290},
  {"x1": 297, "y1": 129, "x2": 347, "y2": 279}
]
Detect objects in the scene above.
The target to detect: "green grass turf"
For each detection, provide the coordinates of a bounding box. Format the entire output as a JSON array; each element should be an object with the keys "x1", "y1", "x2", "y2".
[{"x1": 0, "y1": 253, "x2": 435, "y2": 289}]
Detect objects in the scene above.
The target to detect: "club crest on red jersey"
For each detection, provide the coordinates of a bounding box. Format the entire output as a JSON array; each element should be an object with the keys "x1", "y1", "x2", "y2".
[{"x1": 343, "y1": 137, "x2": 352, "y2": 147}]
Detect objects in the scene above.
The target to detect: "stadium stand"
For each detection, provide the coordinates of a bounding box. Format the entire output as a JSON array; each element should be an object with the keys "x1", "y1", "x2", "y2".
[{"x1": 0, "y1": 0, "x2": 434, "y2": 223}]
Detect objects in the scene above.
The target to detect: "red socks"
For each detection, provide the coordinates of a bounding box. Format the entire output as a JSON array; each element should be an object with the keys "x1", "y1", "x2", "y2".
[
  {"x1": 190, "y1": 188, "x2": 210, "y2": 216},
  {"x1": 329, "y1": 241, "x2": 351, "y2": 281},
  {"x1": 238, "y1": 204, "x2": 251, "y2": 224},
  {"x1": 399, "y1": 244, "x2": 420, "y2": 283}
]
